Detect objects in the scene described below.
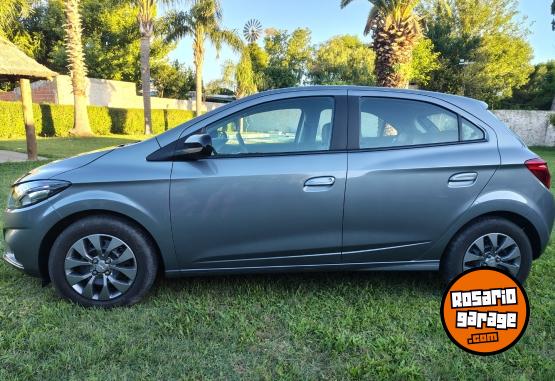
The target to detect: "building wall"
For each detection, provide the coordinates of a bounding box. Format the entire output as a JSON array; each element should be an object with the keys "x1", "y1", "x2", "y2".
[
  {"x1": 2, "y1": 81, "x2": 57, "y2": 103},
  {"x1": 52, "y1": 75, "x2": 221, "y2": 113},
  {"x1": 492, "y1": 110, "x2": 555, "y2": 147},
  {"x1": 4, "y1": 75, "x2": 222, "y2": 113},
  {"x1": 0, "y1": 91, "x2": 16, "y2": 101}
]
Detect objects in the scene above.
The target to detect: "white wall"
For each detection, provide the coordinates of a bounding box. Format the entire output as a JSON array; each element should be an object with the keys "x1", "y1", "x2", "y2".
[
  {"x1": 53, "y1": 75, "x2": 222, "y2": 113},
  {"x1": 493, "y1": 110, "x2": 555, "y2": 146}
]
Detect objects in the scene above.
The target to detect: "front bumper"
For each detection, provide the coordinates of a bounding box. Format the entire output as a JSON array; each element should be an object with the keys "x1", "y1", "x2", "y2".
[
  {"x1": 3, "y1": 251, "x2": 24, "y2": 270},
  {"x1": 3, "y1": 200, "x2": 61, "y2": 278}
]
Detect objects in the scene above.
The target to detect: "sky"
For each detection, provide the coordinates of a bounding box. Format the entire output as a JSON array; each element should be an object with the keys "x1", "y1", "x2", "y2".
[{"x1": 167, "y1": 0, "x2": 555, "y2": 83}]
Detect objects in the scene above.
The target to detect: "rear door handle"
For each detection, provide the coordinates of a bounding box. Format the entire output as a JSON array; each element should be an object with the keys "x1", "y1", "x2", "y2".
[
  {"x1": 448, "y1": 172, "x2": 478, "y2": 188},
  {"x1": 304, "y1": 176, "x2": 335, "y2": 190}
]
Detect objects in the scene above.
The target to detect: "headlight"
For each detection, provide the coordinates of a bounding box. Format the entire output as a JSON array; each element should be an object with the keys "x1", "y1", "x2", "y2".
[{"x1": 7, "y1": 180, "x2": 71, "y2": 209}]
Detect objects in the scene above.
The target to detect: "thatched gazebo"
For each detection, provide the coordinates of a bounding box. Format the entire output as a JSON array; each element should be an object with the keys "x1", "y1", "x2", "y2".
[{"x1": 0, "y1": 38, "x2": 57, "y2": 160}]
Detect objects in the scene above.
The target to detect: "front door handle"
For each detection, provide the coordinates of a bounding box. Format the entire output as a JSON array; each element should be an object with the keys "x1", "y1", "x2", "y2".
[
  {"x1": 305, "y1": 176, "x2": 335, "y2": 187},
  {"x1": 448, "y1": 172, "x2": 478, "y2": 188}
]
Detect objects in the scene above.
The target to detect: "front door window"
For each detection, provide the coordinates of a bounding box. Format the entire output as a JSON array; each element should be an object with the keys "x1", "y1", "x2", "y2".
[{"x1": 200, "y1": 97, "x2": 335, "y2": 155}]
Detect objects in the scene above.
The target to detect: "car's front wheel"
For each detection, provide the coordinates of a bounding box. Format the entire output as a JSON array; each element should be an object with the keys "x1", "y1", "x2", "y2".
[
  {"x1": 441, "y1": 217, "x2": 532, "y2": 284},
  {"x1": 48, "y1": 215, "x2": 158, "y2": 307}
]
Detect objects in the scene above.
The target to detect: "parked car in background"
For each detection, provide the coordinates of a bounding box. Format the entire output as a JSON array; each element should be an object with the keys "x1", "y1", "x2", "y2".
[{"x1": 4, "y1": 86, "x2": 554, "y2": 307}]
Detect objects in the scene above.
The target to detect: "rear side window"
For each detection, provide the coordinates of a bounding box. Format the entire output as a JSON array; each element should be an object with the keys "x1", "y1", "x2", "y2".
[
  {"x1": 461, "y1": 118, "x2": 485, "y2": 141},
  {"x1": 359, "y1": 98, "x2": 484, "y2": 149}
]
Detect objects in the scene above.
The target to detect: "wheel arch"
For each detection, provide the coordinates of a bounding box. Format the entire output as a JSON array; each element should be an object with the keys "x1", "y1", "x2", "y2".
[
  {"x1": 440, "y1": 211, "x2": 542, "y2": 266},
  {"x1": 38, "y1": 210, "x2": 165, "y2": 281}
]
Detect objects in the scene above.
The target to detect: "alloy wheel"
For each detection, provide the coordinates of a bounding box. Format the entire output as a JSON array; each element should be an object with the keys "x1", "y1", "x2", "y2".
[
  {"x1": 463, "y1": 233, "x2": 521, "y2": 276},
  {"x1": 64, "y1": 234, "x2": 137, "y2": 301}
]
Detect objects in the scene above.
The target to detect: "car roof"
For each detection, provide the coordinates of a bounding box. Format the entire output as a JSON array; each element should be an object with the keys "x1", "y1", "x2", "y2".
[{"x1": 245, "y1": 86, "x2": 489, "y2": 114}]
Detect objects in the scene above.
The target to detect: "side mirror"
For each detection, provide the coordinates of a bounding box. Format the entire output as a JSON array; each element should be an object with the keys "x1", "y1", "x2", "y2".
[{"x1": 178, "y1": 134, "x2": 214, "y2": 160}]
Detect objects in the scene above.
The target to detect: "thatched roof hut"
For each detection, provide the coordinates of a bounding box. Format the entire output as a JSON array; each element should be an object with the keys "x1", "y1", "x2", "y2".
[
  {"x1": 0, "y1": 38, "x2": 57, "y2": 81},
  {"x1": 0, "y1": 38, "x2": 58, "y2": 160}
]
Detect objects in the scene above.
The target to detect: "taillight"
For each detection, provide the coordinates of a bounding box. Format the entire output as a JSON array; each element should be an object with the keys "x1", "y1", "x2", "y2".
[{"x1": 525, "y1": 158, "x2": 551, "y2": 189}]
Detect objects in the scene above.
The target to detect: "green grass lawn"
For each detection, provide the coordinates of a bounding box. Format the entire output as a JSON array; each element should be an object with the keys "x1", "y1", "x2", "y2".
[
  {"x1": 0, "y1": 141, "x2": 553, "y2": 380},
  {"x1": 0, "y1": 135, "x2": 147, "y2": 159}
]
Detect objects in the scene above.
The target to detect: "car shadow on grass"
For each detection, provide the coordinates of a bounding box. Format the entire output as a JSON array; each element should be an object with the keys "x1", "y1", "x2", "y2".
[
  {"x1": 0, "y1": 262, "x2": 444, "y2": 306},
  {"x1": 153, "y1": 270, "x2": 444, "y2": 299}
]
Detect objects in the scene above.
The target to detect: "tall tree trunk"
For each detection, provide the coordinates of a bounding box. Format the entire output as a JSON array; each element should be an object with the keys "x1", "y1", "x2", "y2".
[
  {"x1": 373, "y1": 23, "x2": 418, "y2": 88},
  {"x1": 193, "y1": 31, "x2": 205, "y2": 116},
  {"x1": 140, "y1": 35, "x2": 153, "y2": 135},
  {"x1": 64, "y1": 0, "x2": 92, "y2": 136},
  {"x1": 195, "y1": 64, "x2": 203, "y2": 116},
  {"x1": 20, "y1": 78, "x2": 37, "y2": 161}
]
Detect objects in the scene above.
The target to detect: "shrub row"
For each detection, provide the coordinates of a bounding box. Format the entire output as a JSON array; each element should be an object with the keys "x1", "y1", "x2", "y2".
[{"x1": 0, "y1": 101, "x2": 195, "y2": 138}]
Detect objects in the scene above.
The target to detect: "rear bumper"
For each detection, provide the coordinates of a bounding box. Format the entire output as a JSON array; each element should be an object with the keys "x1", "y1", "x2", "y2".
[{"x1": 536, "y1": 187, "x2": 555, "y2": 257}]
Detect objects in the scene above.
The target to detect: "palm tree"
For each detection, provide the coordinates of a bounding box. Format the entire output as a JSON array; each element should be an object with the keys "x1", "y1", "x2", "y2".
[
  {"x1": 136, "y1": 0, "x2": 183, "y2": 135},
  {"x1": 0, "y1": 0, "x2": 31, "y2": 36},
  {"x1": 64, "y1": 0, "x2": 92, "y2": 136},
  {"x1": 165, "y1": 0, "x2": 242, "y2": 115},
  {"x1": 341, "y1": 0, "x2": 448, "y2": 88},
  {"x1": 136, "y1": 0, "x2": 158, "y2": 135}
]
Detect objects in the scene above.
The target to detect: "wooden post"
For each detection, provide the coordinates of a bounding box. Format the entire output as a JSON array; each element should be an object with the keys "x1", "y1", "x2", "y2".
[{"x1": 20, "y1": 78, "x2": 38, "y2": 161}]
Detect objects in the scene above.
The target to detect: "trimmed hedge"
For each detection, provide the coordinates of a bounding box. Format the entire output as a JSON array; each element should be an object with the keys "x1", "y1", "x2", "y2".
[{"x1": 0, "y1": 101, "x2": 195, "y2": 138}]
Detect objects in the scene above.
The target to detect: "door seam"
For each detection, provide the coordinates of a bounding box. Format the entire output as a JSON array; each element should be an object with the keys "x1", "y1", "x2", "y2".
[{"x1": 340, "y1": 91, "x2": 351, "y2": 263}]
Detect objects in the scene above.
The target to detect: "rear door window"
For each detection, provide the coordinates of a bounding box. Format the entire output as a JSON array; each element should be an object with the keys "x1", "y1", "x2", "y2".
[{"x1": 359, "y1": 98, "x2": 482, "y2": 149}]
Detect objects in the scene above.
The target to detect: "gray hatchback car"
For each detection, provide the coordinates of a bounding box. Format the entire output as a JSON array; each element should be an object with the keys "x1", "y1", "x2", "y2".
[{"x1": 3, "y1": 86, "x2": 554, "y2": 307}]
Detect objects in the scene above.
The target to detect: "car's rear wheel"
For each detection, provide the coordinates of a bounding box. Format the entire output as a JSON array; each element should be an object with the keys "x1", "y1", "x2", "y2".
[
  {"x1": 441, "y1": 217, "x2": 532, "y2": 284},
  {"x1": 49, "y1": 215, "x2": 158, "y2": 307}
]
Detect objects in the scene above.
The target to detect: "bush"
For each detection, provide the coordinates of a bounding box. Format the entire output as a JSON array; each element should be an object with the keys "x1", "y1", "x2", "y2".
[
  {"x1": 0, "y1": 101, "x2": 195, "y2": 138},
  {"x1": 550, "y1": 113, "x2": 555, "y2": 127}
]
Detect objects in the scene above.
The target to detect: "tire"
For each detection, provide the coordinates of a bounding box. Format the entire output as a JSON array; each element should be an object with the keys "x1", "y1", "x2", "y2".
[
  {"x1": 441, "y1": 217, "x2": 532, "y2": 284},
  {"x1": 48, "y1": 215, "x2": 158, "y2": 308}
]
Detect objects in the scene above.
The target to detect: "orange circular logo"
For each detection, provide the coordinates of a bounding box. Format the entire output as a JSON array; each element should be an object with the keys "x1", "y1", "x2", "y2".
[{"x1": 441, "y1": 268, "x2": 529, "y2": 356}]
